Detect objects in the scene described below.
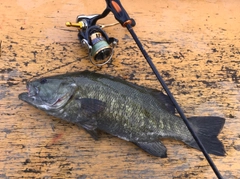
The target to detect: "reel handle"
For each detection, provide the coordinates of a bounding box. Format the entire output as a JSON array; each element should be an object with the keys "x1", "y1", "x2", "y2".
[{"x1": 105, "y1": 0, "x2": 135, "y2": 27}]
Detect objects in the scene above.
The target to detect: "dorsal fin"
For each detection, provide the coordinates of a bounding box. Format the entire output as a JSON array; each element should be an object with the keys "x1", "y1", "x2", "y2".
[{"x1": 150, "y1": 90, "x2": 176, "y2": 114}]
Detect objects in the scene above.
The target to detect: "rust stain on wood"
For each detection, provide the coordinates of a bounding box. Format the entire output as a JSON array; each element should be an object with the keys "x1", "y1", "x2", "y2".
[{"x1": 0, "y1": 0, "x2": 240, "y2": 178}]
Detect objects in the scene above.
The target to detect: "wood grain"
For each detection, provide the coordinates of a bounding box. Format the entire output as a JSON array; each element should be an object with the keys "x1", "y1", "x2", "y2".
[{"x1": 0, "y1": 0, "x2": 239, "y2": 178}]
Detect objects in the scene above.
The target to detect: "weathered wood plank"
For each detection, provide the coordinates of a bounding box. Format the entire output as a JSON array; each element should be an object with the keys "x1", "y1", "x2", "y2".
[{"x1": 0, "y1": 0, "x2": 239, "y2": 178}]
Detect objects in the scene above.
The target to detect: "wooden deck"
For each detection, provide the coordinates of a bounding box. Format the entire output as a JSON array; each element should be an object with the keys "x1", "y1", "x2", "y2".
[{"x1": 0, "y1": 0, "x2": 240, "y2": 178}]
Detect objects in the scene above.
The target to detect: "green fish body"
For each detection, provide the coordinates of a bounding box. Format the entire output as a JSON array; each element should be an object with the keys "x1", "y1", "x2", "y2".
[{"x1": 19, "y1": 71, "x2": 225, "y2": 157}]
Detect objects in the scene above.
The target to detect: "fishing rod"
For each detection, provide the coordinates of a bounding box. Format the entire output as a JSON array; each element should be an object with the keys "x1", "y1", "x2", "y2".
[
  {"x1": 66, "y1": 0, "x2": 223, "y2": 178},
  {"x1": 103, "y1": 1, "x2": 223, "y2": 178}
]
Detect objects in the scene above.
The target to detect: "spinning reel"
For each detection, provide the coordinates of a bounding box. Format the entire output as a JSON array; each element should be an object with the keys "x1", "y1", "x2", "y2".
[
  {"x1": 66, "y1": 15, "x2": 119, "y2": 66},
  {"x1": 66, "y1": 0, "x2": 135, "y2": 66}
]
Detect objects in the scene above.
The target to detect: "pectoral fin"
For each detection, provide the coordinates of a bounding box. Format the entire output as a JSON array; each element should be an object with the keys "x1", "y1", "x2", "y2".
[
  {"x1": 75, "y1": 98, "x2": 106, "y2": 140},
  {"x1": 134, "y1": 141, "x2": 167, "y2": 158},
  {"x1": 76, "y1": 98, "x2": 106, "y2": 116}
]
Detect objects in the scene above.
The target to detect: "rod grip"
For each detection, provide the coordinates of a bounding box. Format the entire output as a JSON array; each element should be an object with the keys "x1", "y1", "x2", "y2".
[{"x1": 105, "y1": 0, "x2": 135, "y2": 27}]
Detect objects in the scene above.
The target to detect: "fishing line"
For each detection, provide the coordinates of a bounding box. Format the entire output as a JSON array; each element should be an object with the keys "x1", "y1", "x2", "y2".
[
  {"x1": 101, "y1": 0, "x2": 223, "y2": 178},
  {"x1": 29, "y1": 55, "x2": 89, "y2": 80}
]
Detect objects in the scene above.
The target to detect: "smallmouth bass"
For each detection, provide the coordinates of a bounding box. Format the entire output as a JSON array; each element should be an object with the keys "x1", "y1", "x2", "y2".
[{"x1": 19, "y1": 71, "x2": 225, "y2": 157}]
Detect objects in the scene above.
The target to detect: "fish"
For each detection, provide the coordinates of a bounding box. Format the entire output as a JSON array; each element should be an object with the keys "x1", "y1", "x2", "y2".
[{"x1": 18, "y1": 71, "x2": 226, "y2": 157}]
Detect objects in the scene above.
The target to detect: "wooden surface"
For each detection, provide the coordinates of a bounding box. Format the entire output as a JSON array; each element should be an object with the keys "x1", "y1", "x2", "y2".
[{"x1": 0, "y1": 0, "x2": 240, "y2": 178}]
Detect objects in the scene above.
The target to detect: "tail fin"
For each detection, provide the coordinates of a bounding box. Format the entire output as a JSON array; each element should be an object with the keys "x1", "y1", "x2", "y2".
[{"x1": 186, "y1": 116, "x2": 226, "y2": 156}]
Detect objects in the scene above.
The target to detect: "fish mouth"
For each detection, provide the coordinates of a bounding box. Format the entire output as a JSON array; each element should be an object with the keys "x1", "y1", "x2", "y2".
[
  {"x1": 18, "y1": 92, "x2": 39, "y2": 107},
  {"x1": 19, "y1": 92, "x2": 33, "y2": 102}
]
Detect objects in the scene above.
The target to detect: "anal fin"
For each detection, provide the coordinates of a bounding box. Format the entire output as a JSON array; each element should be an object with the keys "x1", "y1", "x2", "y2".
[{"x1": 134, "y1": 141, "x2": 167, "y2": 158}]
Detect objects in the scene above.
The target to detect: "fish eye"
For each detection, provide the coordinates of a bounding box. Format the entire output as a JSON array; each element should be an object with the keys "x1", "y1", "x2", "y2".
[{"x1": 40, "y1": 78, "x2": 47, "y2": 84}]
